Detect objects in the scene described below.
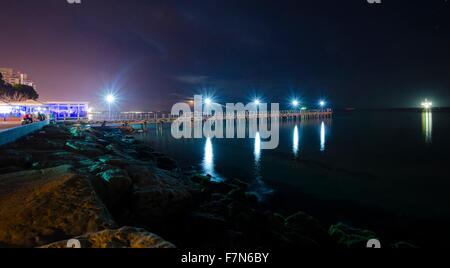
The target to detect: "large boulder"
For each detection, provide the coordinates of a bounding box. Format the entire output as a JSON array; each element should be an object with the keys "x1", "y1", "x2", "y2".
[
  {"x1": 93, "y1": 167, "x2": 133, "y2": 206},
  {"x1": 126, "y1": 165, "x2": 193, "y2": 225},
  {"x1": 155, "y1": 155, "x2": 178, "y2": 171},
  {"x1": 65, "y1": 140, "x2": 105, "y2": 157},
  {"x1": 0, "y1": 149, "x2": 33, "y2": 170},
  {"x1": 285, "y1": 211, "x2": 331, "y2": 247},
  {"x1": 0, "y1": 165, "x2": 116, "y2": 247},
  {"x1": 31, "y1": 151, "x2": 92, "y2": 169},
  {"x1": 40, "y1": 227, "x2": 175, "y2": 248},
  {"x1": 328, "y1": 222, "x2": 378, "y2": 248}
]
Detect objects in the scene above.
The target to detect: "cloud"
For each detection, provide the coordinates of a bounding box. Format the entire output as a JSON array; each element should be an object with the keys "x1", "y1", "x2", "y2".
[{"x1": 172, "y1": 75, "x2": 211, "y2": 85}]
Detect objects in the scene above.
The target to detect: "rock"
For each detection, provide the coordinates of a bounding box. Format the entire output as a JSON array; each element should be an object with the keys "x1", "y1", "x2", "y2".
[
  {"x1": 228, "y1": 178, "x2": 249, "y2": 191},
  {"x1": 40, "y1": 227, "x2": 175, "y2": 248},
  {"x1": 0, "y1": 166, "x2": 26, "y2": 175},
  {"x1": 263, "y1": 212, "x2": 286, "y2": 233},
  {"x1": 40, "y1": 126, "x2": 72, "y2": 140},
  {"x1": 132, "y1": 144, "x2": 155, "y2": 160},
  {"x1": 0, "y1": 150, "x2": 33, "y2": 169},
  {"x1": 189, "y1": 212, "x2": 228, "y2": 230},
  {"x1": 32, "y1": 151, "x2": 91, "y2": 169},
  {"x1": 98, "y1": 155, "x2": 129, "y2": 169},
  {"x1": 285, "y1": 211, "x2": 330, "y2": 246},
  {"x1": 0, "y1": 165, "x2": 116, "y2": 247},
  {"x1": 391, "y1": 241, "x2": 418, "y2": 248},
  {"x1": 155, "y1": 156, "x2": 178, "y2": 170},
  {"x1": 126, "y1": 165, "x2": 193, "y2": 225},
  {"x1": 328, "y1": 223, "x2": 378, "y2": 248},
  {"x1": 94, "y1": 168, "x2": 133, "y2": 206},
  {"x1": 88, "y1": 162, "x2": 115, "y2": 174},
  {"x1": 65, "y1": 140, "x2": 105, "y2": 157},
  {"x1": 200, "y1": 200, "x2": 229, "y2": 217},
  {"x1": 210, "y1": 193, "x2": 225, "y2": 202}
]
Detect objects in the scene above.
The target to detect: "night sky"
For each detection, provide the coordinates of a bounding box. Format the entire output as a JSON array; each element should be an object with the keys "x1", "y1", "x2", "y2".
[{"x1": 1, "y1": 0, "x2": 449, "y2": 110}]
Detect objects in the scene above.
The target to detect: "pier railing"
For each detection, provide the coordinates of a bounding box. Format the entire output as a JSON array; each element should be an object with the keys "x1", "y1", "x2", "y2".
[{"x1": 88, "y1": 109, "x2": 332, "y2": 123}]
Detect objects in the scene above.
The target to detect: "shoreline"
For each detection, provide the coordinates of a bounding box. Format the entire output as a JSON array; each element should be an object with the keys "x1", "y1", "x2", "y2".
[{"x1": 0, "y1": 123, "x2": 411, "y2": 248}]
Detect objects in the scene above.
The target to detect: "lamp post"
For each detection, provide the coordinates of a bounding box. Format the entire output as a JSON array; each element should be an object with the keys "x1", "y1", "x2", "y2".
[
  {"x1": 319, "y1": 100, "x2": 325, "y2": 111},
  {"x1": 106, "y1": 94, "x2": 115, "y2": 121}
]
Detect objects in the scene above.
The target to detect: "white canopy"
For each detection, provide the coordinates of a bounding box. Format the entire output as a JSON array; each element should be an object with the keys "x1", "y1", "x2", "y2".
[{"x1": 6, "y1": 100, "x2": 45, "y2": 107}]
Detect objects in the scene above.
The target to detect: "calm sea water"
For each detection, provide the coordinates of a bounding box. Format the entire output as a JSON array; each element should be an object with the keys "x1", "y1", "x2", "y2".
[{"x1": 135, "y1": 111, "x2": 450, "y2": 247}]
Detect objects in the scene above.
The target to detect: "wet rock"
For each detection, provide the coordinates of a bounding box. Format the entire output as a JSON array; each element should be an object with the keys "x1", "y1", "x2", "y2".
[
  {"x1": 0, "y1": 150, "x2": 33, "y2": 169},
  {"x1": 0, "y1": 166, "x2": 25, "y2": 175},
  {"x1": 65, "y1": 140, "x2": 105, "y2": 157},
  {"x1": 98, "y1": 155, "x2": 130, "y2": 169},
  {"x1": 40, "y1": 227, "x2": 175, "y2": 248},
  {"x1": 132, "y1": 144, "x2": 155, "y2": 160},
  {"x1": 228, "y1": 178, "x2": 249, "y2": 191},
  {"x1": 200, "y1": 200, "x2": 229, "y2": 217},
  {"x1": 328, "y1": 223, "x2": 378, "y2": 248},
  {"x1": 126, "y1": 165, "x2": 193, "y2": 225},
  {"x1": 263, "y1": 212, "x2": 286, "y2": 233},
  {"x1": 155, "y1": 155, "x2": 178, "y2": 171},
  {"x1": 94, "y1": 168, "x2": 133, "y2": 206},
  {"x1": 189, "y1": 212, "x2": 228, "y2": 230},
  {"x1": 0, "y1": 165, "x2": 116, "y2": 247},
  {"x1": 285, "y1": 211, "x2": 330, "y2": 246},
  {"x1": 391, "y1": 241, "x2": 418, "y2": 248},
  {"x1": 32, "y1": 151, "x2": 91, "y2": 169},
  {"x1": 40, "y1": 126, "x2": 71, "y2": 140}
]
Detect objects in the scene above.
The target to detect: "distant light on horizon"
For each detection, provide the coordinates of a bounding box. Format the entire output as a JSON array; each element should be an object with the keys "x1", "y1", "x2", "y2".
[
  {"x1": 421, "y1": 99, "x2": 433, "y2": 109},
  {"x1": 319, "y1": 100, "x2": 326, "y2": 107},
  {"x1": 292, "y1": 99, "x2": 299, "y2": 107}
]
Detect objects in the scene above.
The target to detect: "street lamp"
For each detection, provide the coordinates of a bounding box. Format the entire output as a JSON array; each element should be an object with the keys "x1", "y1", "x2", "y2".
[
  {"x1": 319, "y1": 100, "x2": 325, "y2": 107},
  {"x1": 421, "y1": 99, "x2": 432, "y2": 110},
  {"x1": 254, "y1": 99, "x2": 260, "y2": 105},
  {"x1": 292, "y1": 99, "x2": 299, "y2": 108},
  {"x1": 204, "y1": 98, "x2": 212, "y2": 105},
  {"x1": 106, "y1": 94, "x2": 116, "y2": 120}
]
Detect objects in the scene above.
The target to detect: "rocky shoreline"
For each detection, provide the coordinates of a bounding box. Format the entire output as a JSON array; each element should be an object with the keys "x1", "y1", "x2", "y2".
[{"x1": 0, "y1": 123, "x2": 412, "y2": 248}]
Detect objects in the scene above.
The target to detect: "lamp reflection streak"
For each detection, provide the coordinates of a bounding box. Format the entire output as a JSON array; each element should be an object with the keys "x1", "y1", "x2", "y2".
[
  {"x1": 202, "y1": 137, "x2": 222, "y2": 182},
  {"x1": 422, "y1": 111, "x2": 433, "y2": 144},
  {"x1": 251, "y1": 132, "x2": 273, "y2": 198},
  {"x1": 293, "y1": 125, "x2": 299, "y2": 156},
  {"x1": 320, "y1": 121, "x2": 326, "y2": 152}
]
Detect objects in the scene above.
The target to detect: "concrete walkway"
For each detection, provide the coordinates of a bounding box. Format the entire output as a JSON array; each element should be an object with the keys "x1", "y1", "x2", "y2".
[{"x1": 0, "y1": 122, "x2": 21, "y2": 131}]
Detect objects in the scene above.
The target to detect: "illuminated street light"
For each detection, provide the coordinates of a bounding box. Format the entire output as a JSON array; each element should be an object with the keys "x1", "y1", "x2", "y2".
[
  {"x1": 204, "y1": 98, "x2": 212, "y2": 105},
  {"x1": 254, "y1": 99, "x2": 261, "y2": 105},
  {"x1": 319, "y1": 100, "x2": 326, "y2": 107},
  {"x1": 105, "y1": 94, "x2": 116, "y2": 121},
  {"x1": 292, "y1": 99, "x2": 299, "y2": 108},
  {"x1": 106, "y1": 94, "x2": 115, "y2": 104},
  {"x1": 421, "y1": 99, "x2": 433, "y2": 110}
]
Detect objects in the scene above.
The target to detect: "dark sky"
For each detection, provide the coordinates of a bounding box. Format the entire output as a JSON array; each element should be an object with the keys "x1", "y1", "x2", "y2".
[{"x1": 1, "y1": 0, "x2": 449, "y2": 110}]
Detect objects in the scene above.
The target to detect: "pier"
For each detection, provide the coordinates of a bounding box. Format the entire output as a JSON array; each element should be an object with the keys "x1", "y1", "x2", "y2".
[{"x1": 87, "y1": 109, "x2": 333, "y2": 125}]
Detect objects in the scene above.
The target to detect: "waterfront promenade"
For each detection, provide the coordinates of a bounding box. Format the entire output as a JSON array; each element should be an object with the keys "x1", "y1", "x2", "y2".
[{"x1": 0, "y1": 121, "x2": 21, "y2": 131}]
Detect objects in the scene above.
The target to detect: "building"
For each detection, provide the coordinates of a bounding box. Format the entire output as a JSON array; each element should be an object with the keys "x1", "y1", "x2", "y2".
[
  {"x1": 0, "y1": 68, "x2": 36, "y2": 89},
  {"x1": 0, "y1": 100, "x2": 89, "y2": 121}
]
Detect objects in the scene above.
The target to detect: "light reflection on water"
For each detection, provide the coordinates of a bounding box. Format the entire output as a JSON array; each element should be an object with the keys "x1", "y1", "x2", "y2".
[
  {"x1": 250, "y1": 132, "x2": 273, "y2": 198},
  {"x1": 293, "y1": 125, "x2": 299, "y2": 156},
  {"x1": 320, "y1": 121, "x2": 326, "y2": 152},
  {"x1": 202, "y1": 137, "x2": 223, "y2": 182},
  {"x1": 422, "y1": 111, "x2": 433, "y2": 144}
]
